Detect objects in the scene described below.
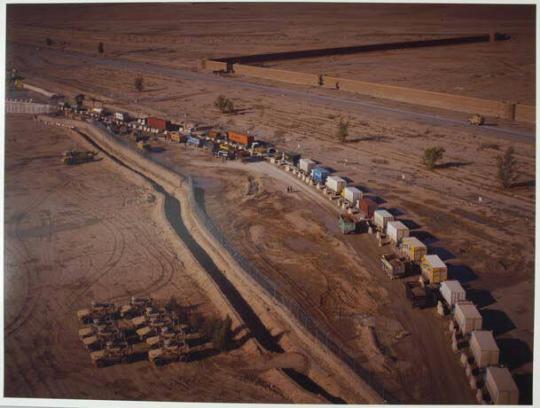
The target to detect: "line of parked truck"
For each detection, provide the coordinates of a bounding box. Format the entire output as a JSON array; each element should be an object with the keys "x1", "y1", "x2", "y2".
[
  {"x1": 266, "y1": 147, "x2": 519, "y2": 405},
  {"x1": 58, "y1": 101, "x2": 517, "y2": 404}
]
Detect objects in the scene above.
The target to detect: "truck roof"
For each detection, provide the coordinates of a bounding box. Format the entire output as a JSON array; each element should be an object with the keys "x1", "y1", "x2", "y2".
[
  {"x1": 471, "y1": 330, "x2": 499, "y2": 351},
  {"x1": 423, "y1": 254, "x2": 446, "y2": 269}
]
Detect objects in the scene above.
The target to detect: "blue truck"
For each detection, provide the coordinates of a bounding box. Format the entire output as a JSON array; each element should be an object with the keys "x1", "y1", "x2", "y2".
[
  {"x1": 311, "y1": 167, "x2": 331, "y2": 184},
  {"x1": 187, "y1": 135, "x2": 203, "y2": 147}
]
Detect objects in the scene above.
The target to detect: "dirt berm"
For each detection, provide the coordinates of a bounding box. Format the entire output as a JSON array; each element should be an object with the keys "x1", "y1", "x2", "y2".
[{"x1": 38, "y1": 116, "x2": 384, "y2": 404}]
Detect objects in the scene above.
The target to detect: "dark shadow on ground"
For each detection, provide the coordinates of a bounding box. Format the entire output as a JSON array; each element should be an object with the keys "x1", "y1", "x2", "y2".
[
  {"x1": 448, "y1": 264, "x2": 478, "y2": 283},
  {"x1": 514, "y1": 373, "x2": 533, "y2": 404},
  {"x1": 498, "y1": 338, "x2": 532, "y2": 370},
  {"x1": 435, "y1": 161, "x2": 472, "y2": 169},
  {"x1": 429, "y1": 246, "x2": 454, "y2": 261},
  {"x1": 400, "y1": 219, "x2": 421, "y2": 230},
  {"x1": 480, "y1": 309, "x2": 516, "y2": 336},
  {"x1": 411, "y1": 230, "x2": 438, "y2": 244},
  {"x1": 346, "y1": 135, "x2": 389, "y2": 143},
  {"x1": 465, "y1": 288, "x2": 496, "y2": 308},
  {"x1": 512, "y1": 180, "x2": 535, "y2": 189}
]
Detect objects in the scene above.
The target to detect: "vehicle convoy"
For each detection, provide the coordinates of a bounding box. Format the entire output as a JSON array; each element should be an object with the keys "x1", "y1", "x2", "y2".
[
  {"x1": 468, "y1": 114, "x2": 485, "y2": 126},
  {"x1": 62, "y1": 149, "x2": 98, "y2": 165}
]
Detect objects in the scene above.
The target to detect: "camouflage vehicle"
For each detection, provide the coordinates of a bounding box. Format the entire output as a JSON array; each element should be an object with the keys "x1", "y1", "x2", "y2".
[
  {"x1": 76, "y1": 302, "x2": 117, "y2": 324},
  {"x1": 62, "y1": 150, "x2": 98, "y2": 165},
  {"x1": 90, "y1": 342, "x2": 149, "y2": 368},
  {"x1": 148, "y1": 339, "x2": 190, "y2": 366},
  {"x1": 136, "y1": 326, "x2": 157, "y2": 341},
  {"x1": 468, "y1": 114, "x2": 485, "y2": 126}
]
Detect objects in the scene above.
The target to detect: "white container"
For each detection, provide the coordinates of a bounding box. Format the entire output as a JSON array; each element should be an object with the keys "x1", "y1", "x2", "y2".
[
  {"x1": 373, "y1": 209, "x2": 394, "y2": 231},
  {"x1": 114, "y1": 112, "x2": 126, "y2": 121},
  {"x1": 343, "y1": 186, "x2": 362, "y2": 204},
  {"x1": 485, "y1": 366, "x2": 519, "y2": 405},
  {"x1": 386, "y1": 221, "x2": 409, "y2": 243},
  {"x1": 440, "y1": 280, "x2": 466, "y2": 307},
  {"x1": 454, "y1": 302, "x2": 482, "y2": 334},
  {"x1": 470, "y1": 330, "x2": 499, "y2": 368},
  {"x1": 325, "y1": 176, "x2": 346, "y2": 194},
  {"x1": 299, "y1": 158, "x2": 316, "y2": 174}
]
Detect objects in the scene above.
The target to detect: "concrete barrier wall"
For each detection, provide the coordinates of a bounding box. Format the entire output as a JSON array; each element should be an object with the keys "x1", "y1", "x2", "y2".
[
  {"x1": 201, "y1": 59, "x2": 228, "y2": 71},
  {"x1": 515, "y1": 104, "x2": 535, "y2": 124},
  {"x1": 204, "y1": 61, "x2": 534, "y2": 123},
  {"x1": 323, "y1": 75, "x2": 512, "y2": 119},
  {"x1": 234, "y1": 64, "x2": 319, "y2": 87}
]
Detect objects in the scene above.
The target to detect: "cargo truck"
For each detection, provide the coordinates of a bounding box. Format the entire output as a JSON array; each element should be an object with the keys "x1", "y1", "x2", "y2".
[
  {"x1": 339, "y1": 214, "x2": 357, "y2": 234},
  {"x1": 299, "y1": 158, "x2": 316, "y2": 174},
  {"x1": 227, "y1": 131, "x2": 254, "y2": 146},
  {"x1": 187, "y1": 136, "x2": 203, "y2": 147},
  {"x1": 281, "y1": 151, "x2": 301, "y2": 166},
  {"x1": 404, "y1": 281, "x2": 434, "y2": 309},
  {"x1": 311, "y1": 167, "x2": 330, "y2": 185},
  {"x1": 360, "y1": 198, "x2": 378, "y2": 219},
  {"x1": 147, "y1": 117, "x2": 171, "y2": 131},
  {"x1": 381, "y1": 253, "x2": 406, "y2": 280}
]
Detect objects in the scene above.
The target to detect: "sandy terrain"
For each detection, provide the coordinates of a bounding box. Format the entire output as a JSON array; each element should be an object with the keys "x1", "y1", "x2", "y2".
[
  {"x1": 5, "y1": 3, "x2": 535, "y2": 404},
  {"x1": 7, "y1": 3, "x2": 534, "y2": 103},
  {"x1": 3, "y1": 114, "x2": 296, "y2": 403}
]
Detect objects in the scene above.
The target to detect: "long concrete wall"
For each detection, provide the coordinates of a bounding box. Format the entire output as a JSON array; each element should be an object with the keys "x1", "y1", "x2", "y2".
[
  {"x1": 201, "y1": 60, "x2": 534, "y2": 123},
  {"x1": 234, "y1": 64, "x2": 319, "y2": 87}
]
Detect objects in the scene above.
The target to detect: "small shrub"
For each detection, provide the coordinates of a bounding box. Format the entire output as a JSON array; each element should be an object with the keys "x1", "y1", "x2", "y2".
[
  {"x1": 422, "y1": 146, "x2": 445, "y2": 169},
  {"x1": 318, "y1": 73, "x2": 324, "y2": 86},
  {"x1": 497, "y1": 146, "x2": 518, "y2": 189},
  {"x1": 214, "y1": 95, "x2": 235, "y2": 114},
  {"x1": 45, "y1": 38, "x2": 53, "y2": 46},
  {"x1": 98, "y1": 42, "x2": 104, "y2": 54},
  {"x1": 336, "y1": 118, "x2": 349, "y2": 143},
  {"x1": 134, "y1": 76, "x2": 144, "y2": 92}
]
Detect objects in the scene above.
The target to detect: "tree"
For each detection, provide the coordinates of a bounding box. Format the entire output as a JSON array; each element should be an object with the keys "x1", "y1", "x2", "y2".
[
  {"x1": 214, "y1": 95, "x2": 235, "y2": 114},
  {"x1": 422, "y1": 146, "x2": 445, "y2": 170},
  {"x1": 496, "y1": 146, "x2": 518, "y2": 189},
  {"x1": 336, "y1": 118, "x2": 349, "y2": 143},
  {"x1": 98, "y1": 42, "x2": 104, "y2": 54},
  {"x1": 45, "y1": 38, "x2": 53, "y2": 46},
  {"x1": 134, "y1": 76, "x2": 144, "y2": 92}
]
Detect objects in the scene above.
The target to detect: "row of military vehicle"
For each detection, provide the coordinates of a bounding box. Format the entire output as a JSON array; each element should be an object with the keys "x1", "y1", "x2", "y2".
[{"x1": 76, "y1": 297, "x2": 211, "y2": 367}]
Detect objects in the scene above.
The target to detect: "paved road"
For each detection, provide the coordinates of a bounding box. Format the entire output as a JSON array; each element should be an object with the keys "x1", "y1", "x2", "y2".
[{"x1": 16, "y1": 43, "x2": 535, "y2": 142}]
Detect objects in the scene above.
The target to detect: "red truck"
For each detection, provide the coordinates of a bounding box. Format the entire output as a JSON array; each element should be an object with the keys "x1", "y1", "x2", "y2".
[
  {"x1": 147, "y1": 117, "x2": 171, "y2": 131},
  {"x1": 360, "y1": 198, "x2": 378, "y2": 219},
  {"x1": 227, "y1": 131, "x2": 254, "y2": 146}
]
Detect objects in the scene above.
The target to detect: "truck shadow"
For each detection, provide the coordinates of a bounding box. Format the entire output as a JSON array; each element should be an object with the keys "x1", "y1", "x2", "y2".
[
  {"x1": 411, "y1": 230, "x2": 438, "y2": 245},
  {"x1": 463, "y1": 288, "x2": 496, "y2": 308},
  {"x1": 514, "y1": 373, "x2": 533, "y2": 404},
  {"x1": 448, "y1": 264, "x2": 478, "y2": 283},
  {"x1": 498, "y1": 338, "x2": 532, "y2": 370},
  {"x1": 480, "y1": 309, "x2": 516, "y2": 336}
]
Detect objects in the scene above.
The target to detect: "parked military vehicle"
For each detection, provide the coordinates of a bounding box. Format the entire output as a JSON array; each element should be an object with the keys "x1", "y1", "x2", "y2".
[
  {"x1": 90, "y1": 342, "x2": 149, "y2": 368},
  {"x1": 76, "y1": 302, "x2": 117, "y2": 324},
  {"x1": 148, "y1": 339, "x2": 190, "y2": 366},
  {"x1": 62, "y1": 150, "x2": 98, "y2": 165},
  {"x1": 381, "y1": 253, "x2": 407, "y2": 280},
  {"x1": 468, "y1": 114, "x2": 485, "y2": 126}
]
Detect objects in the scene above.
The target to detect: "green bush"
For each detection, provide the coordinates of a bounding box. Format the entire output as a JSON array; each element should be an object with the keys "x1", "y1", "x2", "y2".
[
  {"x1": 497, "y1": 146, "x2": 518, "y2": 189},
  {"x1": 423, "y1": 146, "x2": 445, "y2": 169}
]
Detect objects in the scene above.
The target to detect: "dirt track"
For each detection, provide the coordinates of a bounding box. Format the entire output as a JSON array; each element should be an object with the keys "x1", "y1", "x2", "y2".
[{"x1": 3, "y1": 115, "x2": 301, "y2": 403}]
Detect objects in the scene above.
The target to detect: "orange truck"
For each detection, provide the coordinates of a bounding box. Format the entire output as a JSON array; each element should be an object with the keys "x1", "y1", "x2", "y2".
[{"x1": 227, "y1": 131, "x2": 254, "y2": 146}]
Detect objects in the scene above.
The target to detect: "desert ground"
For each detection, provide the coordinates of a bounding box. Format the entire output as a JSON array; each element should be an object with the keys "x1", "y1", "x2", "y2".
[{"x1": 4, "y1": 2, "x2": 535, "y2": 404}]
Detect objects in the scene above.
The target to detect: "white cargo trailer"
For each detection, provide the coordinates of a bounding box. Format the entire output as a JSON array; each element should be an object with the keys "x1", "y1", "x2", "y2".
[
  {"x1": 325, "y1": 176, "x2": 346, "y2": 194},
  {"x1": 485, "y1": 366, "x2": 519, "y2": 405},
  {"x1": 373, "y1": 209, "x2": 394, "y2": 231},
  {"x1": 454, "y1": 302, "x2": 482, "y2": 334},
  {"x1": 299, "y1": 158, "x2": 316, "y2": 174},
  {"x1": 470, "y1": 330, "x2": 499, "y2": 368},
  {"x1": 343, "y1": 186, "x2": 362, "y2": 204},
  {"x1": 440, "y1": 280, "x2": 466, "y2": 307},
  {"x1": 386, "y1": 221, "x2": 410, "y2": 243}
]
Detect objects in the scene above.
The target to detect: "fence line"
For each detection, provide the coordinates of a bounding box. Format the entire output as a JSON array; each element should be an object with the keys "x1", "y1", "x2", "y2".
[
  {"x1": 184, "y1": 176, "x2": 393, "y2": 402},
  {"x1": 95, "y1": 123, "x2": 392, "y2": 401}
]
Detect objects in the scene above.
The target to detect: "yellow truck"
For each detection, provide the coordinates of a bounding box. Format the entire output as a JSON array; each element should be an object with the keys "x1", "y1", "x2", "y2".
[{"x1": 420, "y1": 254, "x2": 448, "y2": 284}]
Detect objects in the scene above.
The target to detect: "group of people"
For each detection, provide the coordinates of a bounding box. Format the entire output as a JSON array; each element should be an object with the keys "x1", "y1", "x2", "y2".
[{"x1": 286, "y1": 186, "x2": 294, "y2": 193}]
